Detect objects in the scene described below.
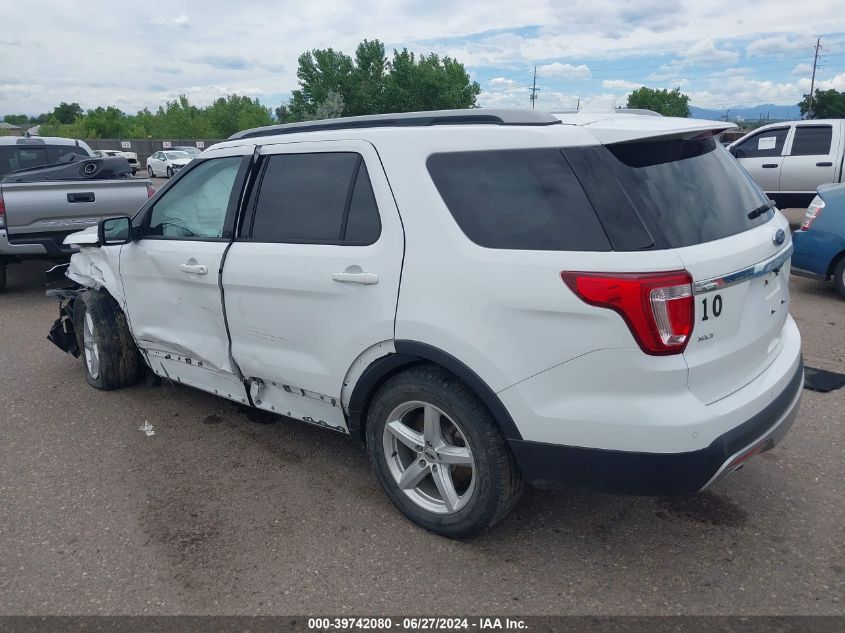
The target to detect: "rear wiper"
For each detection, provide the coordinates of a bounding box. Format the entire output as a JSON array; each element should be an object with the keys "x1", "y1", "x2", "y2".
[{"x1": 748, "y1": 199, "x2": 776, "y2": 220}]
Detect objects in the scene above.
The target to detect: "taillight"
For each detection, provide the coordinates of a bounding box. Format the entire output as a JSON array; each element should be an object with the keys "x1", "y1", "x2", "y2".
[
  {"x1": 800, "y1": 195, "x2": 824, "y2": 231},
  {"x1": 147, "y1": 184, "x2": 157, "y2": 198},
  {"x1": 561, "y1": 270, "x2": 694, "y2": 355},
  {"x1": 0, "y1": 190, "x2": 5, "y2": 228}
]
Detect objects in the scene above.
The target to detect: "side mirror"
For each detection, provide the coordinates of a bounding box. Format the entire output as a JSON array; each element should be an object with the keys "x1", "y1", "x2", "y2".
[
  {"x1": 98, "y1": 216, "x2": 132, "y2": 246},
  {"x1": 732, "y1": 148, "x2": 745, "y2": 158}
]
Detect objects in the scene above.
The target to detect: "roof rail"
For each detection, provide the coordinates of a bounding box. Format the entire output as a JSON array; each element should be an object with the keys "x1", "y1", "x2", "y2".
[{"x1": 228, "y1": 108, "x2": 561, "y2": 140}]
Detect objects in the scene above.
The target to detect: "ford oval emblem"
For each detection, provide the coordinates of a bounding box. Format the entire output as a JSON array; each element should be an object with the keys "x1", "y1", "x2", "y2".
[{"x1": 773, "y1": 228, "x2": 786, "y2": 246}]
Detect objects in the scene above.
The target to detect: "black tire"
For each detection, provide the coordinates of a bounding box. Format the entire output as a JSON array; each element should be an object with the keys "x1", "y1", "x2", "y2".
[
  {"x1": 0, "y1": 261, "x2": 6, "y2": 293},
  {"x1": 148, "y1": 166, "x2": 154, "y2": 178},
  {"x1": 365, "y1": 364, "x2": 524, "y2": 538},
  {"x1": 166, "y1": 167, "x2": 173, "y2": 179},
  {"x1": 73, "y1": 290, "x2": 141, "y2": 390},
  {"x1": 834, "y1": 256, "x2": 845, "y2": 299}
]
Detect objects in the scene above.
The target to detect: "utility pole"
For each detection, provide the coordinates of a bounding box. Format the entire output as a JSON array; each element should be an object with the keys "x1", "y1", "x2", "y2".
[
  {"x1": 808, "y1": 37, "x2": 822, "y2": 118},
  {"x1": 530, "y1": 66, "x2": 539, "y2": 109}
]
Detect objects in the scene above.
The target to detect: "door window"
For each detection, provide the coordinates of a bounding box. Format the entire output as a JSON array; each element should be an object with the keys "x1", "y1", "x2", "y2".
[
  {"x1": 733, "y1": 128, "x2": 788, "y2": 158},
  {"x1": 790, "y1": 125, "x2": 833, "y2": 156},
  {"x1": 147, "y1": 157, "x2": 242, "y2": 239},
  {"x1": 249, "y1": 152, "x2": 381, "y2": 244}
]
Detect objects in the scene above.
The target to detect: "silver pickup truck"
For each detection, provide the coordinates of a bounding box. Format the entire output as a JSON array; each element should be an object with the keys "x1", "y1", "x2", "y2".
[
  {"x1": 0, "y1": 136, "x2": 153, "y2": 291},
  {"x1": 729, "y1": 119, "x2": 845, "y2": 209}
]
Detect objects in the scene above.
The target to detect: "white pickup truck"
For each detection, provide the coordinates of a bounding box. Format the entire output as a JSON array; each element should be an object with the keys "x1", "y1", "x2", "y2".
[
  {"x1": 0, "y1": 136, "x2": 154, "y2": 291},
  {"x1": 729, "y1": 119, "x2": 845, "y2": 208}
]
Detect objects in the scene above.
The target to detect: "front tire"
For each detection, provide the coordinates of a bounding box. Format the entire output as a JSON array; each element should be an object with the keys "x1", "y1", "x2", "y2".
[
  {"x1": 148, "y1": 165, "x2": 154, "y2": 178},
  {"x1": 834, "y1": 257, "x2": 845, "y2": 299},
  {"x1": 365, "y1": 365, "x2": 524, "y2": 538},
  {"x1": 166, "y1": 167, "x2": 173, "y2": 179},
  {"x1": 73, "y1": 290, "x2": 141, "y2": 390}
]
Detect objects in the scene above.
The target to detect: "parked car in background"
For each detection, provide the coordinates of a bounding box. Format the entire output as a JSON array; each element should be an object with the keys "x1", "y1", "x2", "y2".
[
  {"x1": 47, "y1": 109, "x2": 802, "y2": 538},
  {"x1": 173, "y1": 146, "x2": 202, "y2": 158},
  {"x1": 93, "y1": 149, "x2": 140, "y2": 175},
  {"x1": 0, "y1": 137, "x2": 153, "y2": 291},
  {"x1": 729, "y1": 120, "x2": 845, "y2": 209},
  {"x1": 792, "y1": 182, "x2": 845, "y2": 298},
  {"x1": 146, "y1": 150, "x2": 192, "y2": 178}
]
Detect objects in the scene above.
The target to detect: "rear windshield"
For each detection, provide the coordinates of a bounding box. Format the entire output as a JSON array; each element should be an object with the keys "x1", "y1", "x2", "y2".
[
  {"x1": 0, "y1": 144, "x2": 90, "y2": 177},
  {"x1": 604, "y1": 136, "x2": 771, "y2": 248},
  {"x1": 427, "y1": 148, "x2": 611, "y2": 251}
]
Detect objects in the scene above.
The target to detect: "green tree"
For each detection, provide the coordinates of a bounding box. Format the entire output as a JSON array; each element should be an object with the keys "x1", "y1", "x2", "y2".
[
  {"x1": 206, "y1": 94, "x2": 273, "y2": 137},
  {"x1": 627, "y1": 87, "x2": 690, "y2": 117},
  {"x1": 1, "y1": 114, "x2": 32, "y2": 125},
  {"x1": 799, "y1": 89, "x2": 845, "y2": 119},
  {"x1": 52, "y1": 102, "x2": 84, "y2": 124},
  {"x1": 286, "y1": 39, "x2": 480, "y2": 121},
  {"x1": 384, "y1": 49, "x2": 480, "y2": 113}
]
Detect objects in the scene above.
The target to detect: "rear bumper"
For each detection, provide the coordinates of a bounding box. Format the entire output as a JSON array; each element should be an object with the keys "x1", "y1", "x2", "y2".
[
  {"x1": 0, "y1": 230, "x2": 77, "y2": 258},
  {"x1": 508, "y1": 359, "x2": 803, "y2": 495},
  {"x1": 0, "y1": 229, "x2": 48, "y2": 256}
]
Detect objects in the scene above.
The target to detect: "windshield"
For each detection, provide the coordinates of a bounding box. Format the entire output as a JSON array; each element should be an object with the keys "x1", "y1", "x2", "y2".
[
  {"x1": 164, "y1": 151, "x2": 191, "y2": 160},
  {"x1": 604, "y1": 136, "x2": 771, "y2": 248}
]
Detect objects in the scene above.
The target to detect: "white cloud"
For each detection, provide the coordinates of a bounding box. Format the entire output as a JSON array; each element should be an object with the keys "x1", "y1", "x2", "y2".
[
  {"x1": 601, "y1": 79, "x2": 641, "y2": 90},
  {"x1": 149, "y1": 13, "x2": 190, "y2": 29},
  {"x1": 1, "y1": 0, "x2": 844, "y2": 114},
  {"x1": 490, "y1": 77, "x2": 518, "y2": 86},
  {"x1": 791, "y1": 63, "x2": 813, "y2": 76},
  {"x1": 536, "y1": 62, "x2": 592, "y2": 79}
]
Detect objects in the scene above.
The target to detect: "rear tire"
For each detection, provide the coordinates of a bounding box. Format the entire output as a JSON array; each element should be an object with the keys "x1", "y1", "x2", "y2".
[
  {"x1": 73, "y1": 290, "x2": 141, "y2": 390},
  {"x1": 834, "y1": 257, "x2": 845, "y2": 299},
  {"x1": 0, "y1": 261, "x2": 6, "y2": 293},
  {"x1": 365, "y1": 364, "x2": 524, "y2": 539}
]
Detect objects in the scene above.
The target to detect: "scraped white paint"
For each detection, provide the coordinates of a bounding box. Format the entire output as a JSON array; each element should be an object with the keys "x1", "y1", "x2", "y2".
[{"x1": 139, "y1": 421, "x2": 155, "y2": 436}]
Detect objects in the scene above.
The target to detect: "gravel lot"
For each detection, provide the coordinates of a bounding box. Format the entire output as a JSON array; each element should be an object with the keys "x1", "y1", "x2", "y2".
[{"x1": 0, "y1": 258, "x2": 842, "y2": 616}]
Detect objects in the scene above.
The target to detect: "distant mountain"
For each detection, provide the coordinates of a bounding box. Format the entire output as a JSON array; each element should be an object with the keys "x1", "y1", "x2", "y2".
[{"x1": 690, "y1": 104, "x2": 801, "y2": 122}]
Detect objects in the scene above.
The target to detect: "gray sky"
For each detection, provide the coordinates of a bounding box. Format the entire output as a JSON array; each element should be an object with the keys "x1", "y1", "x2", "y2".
[{"x1": 1, "y1": 0, "x2": 844, "y2": 115}]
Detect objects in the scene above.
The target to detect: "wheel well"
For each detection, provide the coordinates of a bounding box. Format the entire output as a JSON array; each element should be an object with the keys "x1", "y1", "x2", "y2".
[
  {"x1": 346, "y1": 341, "x2": 523, "y2": 444},
  {"x1": 827, "y1": 249, "x2": 845, "y2": 279}
]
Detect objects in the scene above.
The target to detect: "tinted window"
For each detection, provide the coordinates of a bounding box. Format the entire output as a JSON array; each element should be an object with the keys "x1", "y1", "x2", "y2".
[
  {"x1": 733, "y1": 128, "x2": 788, "y2": 158},
  {"x1": 426, "y1": 149, "x2": 610, "y2": 251},
  {"x1": 790, "y1": 125, "x2": 833, "y2": 156},
  {"x1": 344, "y1": 162, "x2": 381, "y2": 243},
  {"x1": 148, "y1": 157, "x2": 241, "y2": 239},
  {"x1": 0, "y1": 146, "x2": 48, "y2": 175},
  {"x1": 251, "y1": 153, "x2": 380, "y2": 244},
  {"x1": 605, "y1": 137, "x2": 770, "y2": 248}
]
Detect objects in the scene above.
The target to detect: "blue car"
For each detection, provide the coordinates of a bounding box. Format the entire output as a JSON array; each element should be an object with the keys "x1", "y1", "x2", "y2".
[{"x1": 792, "y1": 182, "x2": 845, "y2": 299}]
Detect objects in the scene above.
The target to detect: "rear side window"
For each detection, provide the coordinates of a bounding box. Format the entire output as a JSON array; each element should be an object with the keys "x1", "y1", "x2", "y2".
[
  {"x1": 426, "y1": 149, "x2": 610, "y2": 251},
  {"x1": 0, "y1": 146, "x2": 48, "y2": 175},
  {"x1": 733, "y1": 128, "x2": 788, "y2": 158},
  {"x1": 605, "y1": 137, "x2": 770, "y2": 248},
  {"x1": 250, "y1": 152, "x2": 381, "y2": 244},
  {"x1": 790, "y1": 125, "x2": 833, "y2": 156}
]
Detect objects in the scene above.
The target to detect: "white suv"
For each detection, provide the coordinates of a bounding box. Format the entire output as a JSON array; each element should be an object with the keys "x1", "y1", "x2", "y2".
[{"x1": 47, "y1": 109, "x2": 803, "y2": 538}]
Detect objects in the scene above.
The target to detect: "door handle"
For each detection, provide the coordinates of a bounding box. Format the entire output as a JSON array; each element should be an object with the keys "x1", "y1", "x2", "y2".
[
  {"x1": 816, "y1": 161, "x2": 833, "y2": 167},
  {"x1": 762, "y1": 164, "x2": 779, "y2": 168},
  {"x1": 179, "y1": 263, "x2": 208, "y2": 275},
  {"x1": 332, "y1": 271, "x2": 379, "y2": 285}
]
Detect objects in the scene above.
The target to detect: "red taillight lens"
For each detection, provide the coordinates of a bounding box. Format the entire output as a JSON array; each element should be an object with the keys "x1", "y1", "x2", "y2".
[
  {"x1": 146, "y1": 184, "x2": 157, "y2": 198},
  {"x1": 799, "y1": 196, "x2": 824, "y2": 231},
  {"x1": 561, "y1": 270, "x2": 694, "y2": 355},
  {"x1": 0, "y1": 191, "x2": 5, "y2": 228}
]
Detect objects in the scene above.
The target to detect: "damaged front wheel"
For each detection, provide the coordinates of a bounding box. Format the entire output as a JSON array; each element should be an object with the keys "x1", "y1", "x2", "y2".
[{"x1": 73, "y1": 290, "x2": 141, "y2": 390}]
